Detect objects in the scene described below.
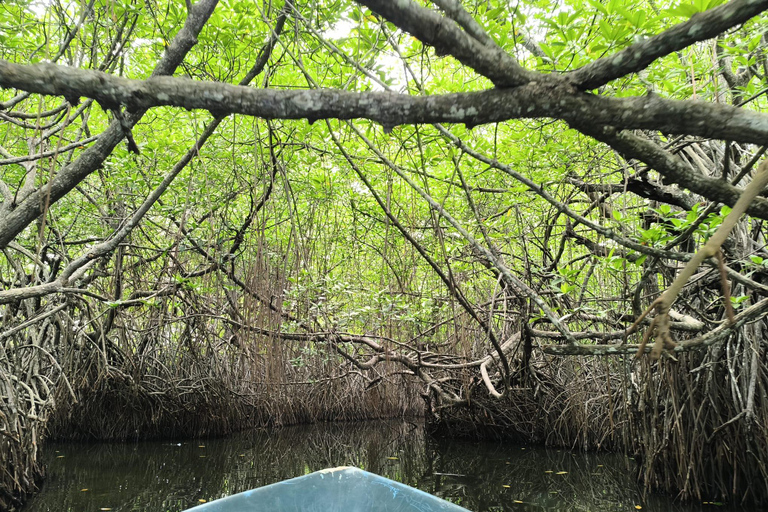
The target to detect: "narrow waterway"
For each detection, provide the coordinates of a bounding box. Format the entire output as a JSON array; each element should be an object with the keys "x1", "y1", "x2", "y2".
[{"x1": 23, "y1": 420, "x2": 742, "y2": 512}]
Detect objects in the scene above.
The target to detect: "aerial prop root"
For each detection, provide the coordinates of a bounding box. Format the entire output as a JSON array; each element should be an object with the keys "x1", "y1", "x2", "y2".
[{"x1": 631, "y1": 159, "x2": 768, "y2": 360}]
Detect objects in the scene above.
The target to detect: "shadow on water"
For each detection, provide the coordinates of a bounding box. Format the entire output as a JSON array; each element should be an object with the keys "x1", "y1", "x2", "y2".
[{"x1": 23, "y1": 421, "x2": 746, "y2": 512}]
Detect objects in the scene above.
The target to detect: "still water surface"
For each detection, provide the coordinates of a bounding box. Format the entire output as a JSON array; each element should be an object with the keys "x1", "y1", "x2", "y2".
[{"x1": 23, "y1": 421, "x2": 742, "y2": 512}]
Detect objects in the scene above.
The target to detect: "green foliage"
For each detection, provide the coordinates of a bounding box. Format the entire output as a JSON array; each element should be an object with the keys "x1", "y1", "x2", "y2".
[{"x1": 1, "y1": 0, "x2": 766, "y2": 356}]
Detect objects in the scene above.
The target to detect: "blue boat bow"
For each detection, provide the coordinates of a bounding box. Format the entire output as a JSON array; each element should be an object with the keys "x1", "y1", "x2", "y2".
[{"x1": 184, "y1": 466, "x2": 471, "y2": 511}]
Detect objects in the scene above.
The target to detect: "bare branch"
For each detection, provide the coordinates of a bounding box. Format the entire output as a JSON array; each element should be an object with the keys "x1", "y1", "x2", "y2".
[
  {"x1": 4, "y1": 61, "x2": 768, "y2": 149},
  {"x1": 429, "y1": 0, "x2": 497, "y2": 48},
  {"x1": 569, "y1": 0, "x2": 768, "y2": 90},
  {"x1": 0, "y1": 0, "x2": 221, "y2": 249},
  {"x1": 325, "y1": 0, "x2": 538, "y2": 87},
  {"x1": 578, "y1": 125, "x2": 768, "y2": 220},
  {"x1": 541, "y1": 295, "x2": 768, "y2": 356}
]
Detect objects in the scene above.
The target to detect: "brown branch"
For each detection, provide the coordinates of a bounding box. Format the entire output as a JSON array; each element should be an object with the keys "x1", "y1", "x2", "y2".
[
  {"x1": 631, "y1": 158, "x2": 768, "y2": 358},
  {"x1": 0, "y1": 2, "x2": 290, "y2": 307}
]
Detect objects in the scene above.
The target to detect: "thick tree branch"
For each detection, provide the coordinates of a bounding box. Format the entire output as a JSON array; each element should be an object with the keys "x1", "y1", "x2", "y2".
[
  {"x1": 428, "y1": 0, "x2": 497, "y2": 48},
  {"x1": 578, "y1": 126, "x2": 768, "y2": 220},
  {"x1": 4, "y1": 63, "x2": 768, "y2": 151},
  {"x1": 569, "y1": 0, "x2": 768, "y2": 90},
  {"x1": 356, "y1": 0, "x2": 538, "y2": 87}
]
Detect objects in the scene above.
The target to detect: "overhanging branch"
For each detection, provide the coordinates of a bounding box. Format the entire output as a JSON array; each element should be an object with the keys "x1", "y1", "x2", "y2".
[{"x1": 569, "y1": 0, "x2": 768, "y2": 90}]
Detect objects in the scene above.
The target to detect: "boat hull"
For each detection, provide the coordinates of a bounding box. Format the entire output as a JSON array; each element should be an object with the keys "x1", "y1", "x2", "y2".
[{"x1": 185, "y1": 466, "x2": 471, "y2": 511}]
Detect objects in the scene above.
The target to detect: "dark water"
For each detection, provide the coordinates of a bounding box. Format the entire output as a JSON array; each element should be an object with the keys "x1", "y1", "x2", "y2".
[{"x1": 23, "y1": 420, "x2": 742, "y2": 512}]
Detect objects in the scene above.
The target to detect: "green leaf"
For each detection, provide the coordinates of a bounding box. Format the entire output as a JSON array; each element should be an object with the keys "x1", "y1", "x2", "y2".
[
  {"x1": 587, "y1": 0, "x2": 608, "y2": 15},
  {"x1": 664, "y1": 4, "x2": 700, "y2": 18}
]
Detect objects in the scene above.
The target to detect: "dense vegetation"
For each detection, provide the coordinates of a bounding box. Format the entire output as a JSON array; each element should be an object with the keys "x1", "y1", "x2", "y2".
[{"x1": 2, "y1": 0, "x2": 768, "y2": 509}]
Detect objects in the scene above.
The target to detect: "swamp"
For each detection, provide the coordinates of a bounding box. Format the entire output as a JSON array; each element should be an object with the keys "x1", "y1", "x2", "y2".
[
  {"x1": 2, "y1": 0, "x2": 768, "y2": 510},
  {"x1": 19, "y1": 421, "x2": 752, "y2": 511}
]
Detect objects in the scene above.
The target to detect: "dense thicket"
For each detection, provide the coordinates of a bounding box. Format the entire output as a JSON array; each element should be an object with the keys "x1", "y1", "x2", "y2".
[{"x1": 2, "y1": 0, "x2": 768, "y2": 509}]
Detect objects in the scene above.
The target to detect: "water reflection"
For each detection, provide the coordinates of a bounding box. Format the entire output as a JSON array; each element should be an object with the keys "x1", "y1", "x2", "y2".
[{"x1": 23, "y1": 421, "x2": 743, "y2": 512}]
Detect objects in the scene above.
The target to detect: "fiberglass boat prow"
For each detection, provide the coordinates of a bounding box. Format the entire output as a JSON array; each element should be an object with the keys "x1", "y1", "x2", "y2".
[{"x1": 184, "y1": 466, "x2": 471, "y2": 511}]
